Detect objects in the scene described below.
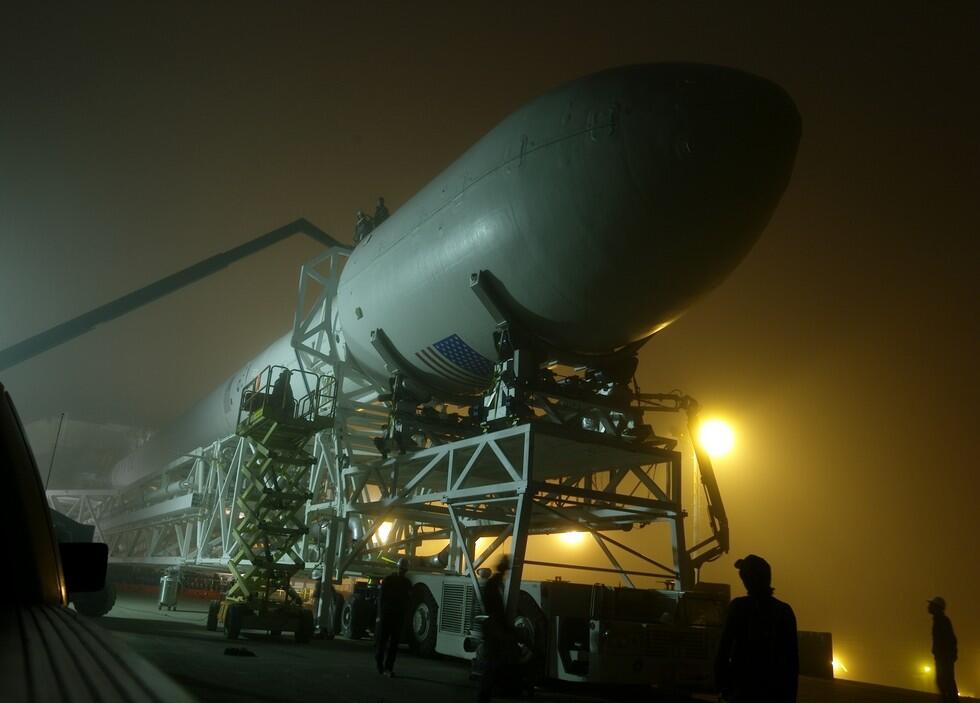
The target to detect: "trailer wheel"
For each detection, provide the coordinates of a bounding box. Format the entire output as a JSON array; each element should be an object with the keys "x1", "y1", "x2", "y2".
[
  {"x1": 206, "y1": 600, "x2": 220, "y2": 631},
  {"x1": 294, "y1": 610, "x2": 313, "y2": 644},
  {"x1": 408, "y1": 585, "x2": 438, "y2": 656},
  {"x1": 320, "y1": 590, "x2": 343, "y2": 640},
  {"x1": 341, "y1": 598, "x2": 369, "y2": 639},
  {"x1": 224, "y1": 603, "x2": 243, "y2": 640},
  {"x1": 513, "y1": 591, "x2": 548, "y2": 680}
]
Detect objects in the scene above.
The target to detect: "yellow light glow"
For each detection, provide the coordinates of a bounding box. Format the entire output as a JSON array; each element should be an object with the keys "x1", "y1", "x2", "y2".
[
  {"x1": 377, "y1": 521, "x2": 393, "y2": 543},
  {"x1": 699, "y1": 419, "x2": 735, "y2": 458},
  {"x1": 832, "y1": 658, "x2": 848, "y2": 673},
  {"x1": 922, "y1": 664, "x2": 932, "y2": 674},
  {"x1": 559, "y1": 531, "x2": 585, "y2": 545}
]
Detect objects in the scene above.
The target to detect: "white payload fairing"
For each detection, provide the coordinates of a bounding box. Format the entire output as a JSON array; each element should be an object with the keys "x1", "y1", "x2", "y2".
[{"x1": 111, "y1": 63, "x2": 800, "y2": 487}]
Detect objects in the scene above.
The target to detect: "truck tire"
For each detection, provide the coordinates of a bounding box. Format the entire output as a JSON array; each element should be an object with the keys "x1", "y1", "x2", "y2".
[
  {"x1": 320, "y1": 590, "x2": 343, "y2": 640},
  {"x1": 224, "y1": 603, "x2": 243, "y2": 640},
  {"x1": 294, "y1": 609, "x2": 313, "y2": 644},
  {"x1": 513, "y1": 591, "x2": 548, "y2": 681},
  {"x1": 206, "y1": 600, "x2": 220, "y2": 631},
  {"x1": 408, "y1": 585, "x2": 438, "y2": 656},
  {"x1": 72, "y1": 583, "x2": 117, "y2": 617},
  {"x1": 341, "y1": 599, "x2": 369, "y2": 639}
]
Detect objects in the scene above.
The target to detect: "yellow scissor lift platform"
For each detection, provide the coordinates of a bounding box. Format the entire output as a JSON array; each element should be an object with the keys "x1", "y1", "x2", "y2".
[{"x1": 206, "y1": 365, "x2": 335, "y2": 642}]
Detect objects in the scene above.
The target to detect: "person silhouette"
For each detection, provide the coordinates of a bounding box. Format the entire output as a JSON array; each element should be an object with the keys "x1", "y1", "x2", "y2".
[
  {"x1": 715, "y1": 554, "x2": 798, "y2": 702},
  {"x1": 374, "y1": 196, "x2": 389, "y2": 226},
  {"x1": 478, "y1": 556, "x2": 518, "y2": 702},
  {"x1": 928, "y1": 596, "x2": 958, "y2": 702},
  {"x1": 375, "y1": 556, "x2": 411, "y2": 677}
]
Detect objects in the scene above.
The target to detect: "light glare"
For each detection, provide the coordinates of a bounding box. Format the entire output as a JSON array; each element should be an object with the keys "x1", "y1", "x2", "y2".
[
  {"x1": 559, "y1": 531, "x2": 585, "y2": 545},
  {"x1": 699, "y1": 419, "x2": 735, "y2": 457},
  {"x1": 377, "y1": 521, "x2": 393, "y2": 543}
]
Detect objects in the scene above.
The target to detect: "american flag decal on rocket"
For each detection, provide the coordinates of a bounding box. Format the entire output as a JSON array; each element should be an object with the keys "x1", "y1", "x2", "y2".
[{"x1": 416, "y1": 334, "x2": 493, "y2": 386}]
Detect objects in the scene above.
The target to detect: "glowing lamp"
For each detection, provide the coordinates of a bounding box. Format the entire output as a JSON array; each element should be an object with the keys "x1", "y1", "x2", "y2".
[{"x1": 699, "y1": 419, "x2": 735, "y2": 458}]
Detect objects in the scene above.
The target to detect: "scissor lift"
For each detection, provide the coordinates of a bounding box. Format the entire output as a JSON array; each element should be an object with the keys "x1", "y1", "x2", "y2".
[{"x1": 206, "y1": 365, "x2": 335, "y2": 642}]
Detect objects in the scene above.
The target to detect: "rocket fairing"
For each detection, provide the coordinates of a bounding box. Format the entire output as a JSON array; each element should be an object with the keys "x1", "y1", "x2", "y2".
[{"x1": 111, "y1": 63, "x2": 800, "y2": 487}]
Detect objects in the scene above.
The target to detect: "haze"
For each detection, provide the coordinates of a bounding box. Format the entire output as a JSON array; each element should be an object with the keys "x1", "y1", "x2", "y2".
[{"x1": 1, "y1": 1, "x2": 977, "y2": 693}]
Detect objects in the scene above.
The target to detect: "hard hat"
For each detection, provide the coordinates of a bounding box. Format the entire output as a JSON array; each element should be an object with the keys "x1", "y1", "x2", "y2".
[
  {"x1": 928, "y1": 596, "x2": 946, "y2": 610},
  {"x1": 397, "y1": 557, "x2": 410, "y2": 571}
]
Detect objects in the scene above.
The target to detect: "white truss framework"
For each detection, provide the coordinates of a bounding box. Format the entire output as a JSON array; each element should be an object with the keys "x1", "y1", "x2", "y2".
[{"x1": 48, "y1": 243, "x2": 698, "y2": 598}]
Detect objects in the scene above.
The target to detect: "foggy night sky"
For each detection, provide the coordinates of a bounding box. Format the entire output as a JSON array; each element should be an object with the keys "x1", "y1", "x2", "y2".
[{"x1": 1, "y1": 1, "x2": 977, "y2": 693}]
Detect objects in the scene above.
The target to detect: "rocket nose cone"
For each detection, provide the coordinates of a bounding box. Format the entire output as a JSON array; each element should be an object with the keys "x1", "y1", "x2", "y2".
[
  {"x1": 614, "y1": 65, "x2": 801, "y2": 325},
  {"x1": 625, "y1": 64, "x2": 801, "y2": 220},
  {"x1": 670, "y1": 66, "x2": 801, "y2": 199}
]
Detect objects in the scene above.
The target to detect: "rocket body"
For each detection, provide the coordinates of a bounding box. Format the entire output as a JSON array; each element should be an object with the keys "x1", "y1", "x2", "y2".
[{"x1": 110, "y1": 63, "x2": 800, "y2": 487}]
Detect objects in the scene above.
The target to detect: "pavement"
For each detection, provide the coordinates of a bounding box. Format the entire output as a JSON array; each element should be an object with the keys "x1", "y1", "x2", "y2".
[{"x1": 95, "y1": 593, "x2": 970, "y2": 703}]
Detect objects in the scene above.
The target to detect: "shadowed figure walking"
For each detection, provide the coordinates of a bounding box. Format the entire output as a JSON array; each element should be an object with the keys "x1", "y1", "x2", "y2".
[
  {"x1": 928, "y1": 596, "x2": 958, "y2": 702},
  {"x1": 715, "y1": 554, "x2": 798, "y2": 702},
  {"x1": 375, "y1": 557, "x2": 411, "y2": 677},
  {"x1": 478, "y1": 556, "x2": 518, "y2": 703}
]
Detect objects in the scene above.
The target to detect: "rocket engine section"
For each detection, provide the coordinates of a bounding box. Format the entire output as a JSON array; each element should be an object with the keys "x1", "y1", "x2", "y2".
[
  {"x1": 336, "y1": 63, "x2": 800, "y2": 396},
  {"x1": 110, "y1": 62, "x2": 800, "y2": 487}
]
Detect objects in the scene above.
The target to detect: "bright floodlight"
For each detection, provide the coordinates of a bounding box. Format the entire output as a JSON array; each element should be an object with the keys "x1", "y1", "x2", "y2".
[
  {"x1": 699, "y1": 419, "x2": 735, "y2": 458},
  {"x1": 377, "y1": 521, "x2": 393, "y2": 544},
  {"x1": 832, "y1": 657, "x2": 848, "y2": 674},
  {"x1": 559, "y1": 531, "x2": 585, "y2": 545},
  {"x1": 922, "y1": 664, "x2": 932, "y2": 673}
]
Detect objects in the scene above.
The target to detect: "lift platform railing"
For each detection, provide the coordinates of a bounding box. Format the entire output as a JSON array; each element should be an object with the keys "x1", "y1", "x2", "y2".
[{"x1": 237, "y1": 365, "x2": 336, "y2": 430}]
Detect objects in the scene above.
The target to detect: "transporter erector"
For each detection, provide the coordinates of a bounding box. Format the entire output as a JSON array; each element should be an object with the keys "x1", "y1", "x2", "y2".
[
  {"x1": 111, "y1": 62, "x2": 799, "y2": 488},
  {"x1": 51, "y1": 63, "x2": 799, "y2": 689}
]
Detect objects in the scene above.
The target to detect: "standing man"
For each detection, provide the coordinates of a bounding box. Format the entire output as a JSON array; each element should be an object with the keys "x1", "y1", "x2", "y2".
[
  {"x1": 478, "y1": 556, "x2": 516, "y2": 703},
  {"x1": 928, "y1": 596, "x2": 958, "y2": 702},
  {"x1": 715, "y1": 554, "x2": 798, "y2": 702},
  {"x1": 375, "y1": 557, "x2": 411, "y2": 677},
  {"x1": 374, "y1": 196, "x2": 390, "y2": 227},
  {"x1": 354, "y1": 210, "x2": 373, "y2": 244}
]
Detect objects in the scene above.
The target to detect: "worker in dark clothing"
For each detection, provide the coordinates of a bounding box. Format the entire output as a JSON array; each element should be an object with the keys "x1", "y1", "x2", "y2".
[
  {"x1": 269, "y1": 369, "x2": 295, "y2": 417},
  {"x1": 928, "y1": 596, "x2": 958, "y2": 702},
  {"x1": 375, "y1": 557, "x2": 412, "y2": 677},
  {"x1": 478, "y1": 556, "x2": 517, "y2": 703},
  {"x1": 715, "y1": 554, "x2": 798, "y2": 703},
  {"x1": 374, "y1": 196, "x2": 389, "y2": 226},
  {"x1": 354, "y1": 210, "x2": 373, "y2": 244}
]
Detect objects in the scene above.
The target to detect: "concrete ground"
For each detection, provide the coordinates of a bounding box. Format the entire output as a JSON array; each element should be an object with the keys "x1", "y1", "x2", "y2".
[{"x1": 96, "y1": 593, "x2": 968, "y2": 703}]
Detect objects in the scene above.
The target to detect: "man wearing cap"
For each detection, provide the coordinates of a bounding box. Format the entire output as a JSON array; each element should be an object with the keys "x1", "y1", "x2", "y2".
[
  {"x1": 375, "y1": 556, "x2": 412, "y2": 677},
  {"x1": 715, "y1": 554, "x2": 798, "y2": 702},
  {"x1": 928, "y1": 596, "x2": 958, "y2": 702}
]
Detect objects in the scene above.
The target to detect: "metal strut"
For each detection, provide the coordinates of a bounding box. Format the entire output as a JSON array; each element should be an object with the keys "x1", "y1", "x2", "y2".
[
  {"x1": 0, "y1": 218, "x2": 340, "y2": 371},
  {"x1": 637, "y1": 393, "x2": 730, "y2": 571}
]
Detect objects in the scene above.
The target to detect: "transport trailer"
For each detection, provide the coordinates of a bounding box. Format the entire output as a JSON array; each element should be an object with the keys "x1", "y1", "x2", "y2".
[
  {"x1": 421, "y1": 574, "x2": 728, "y2": 688},
  {"x1": 324, "y1": 571, "x2": 728, "y2": 689}
]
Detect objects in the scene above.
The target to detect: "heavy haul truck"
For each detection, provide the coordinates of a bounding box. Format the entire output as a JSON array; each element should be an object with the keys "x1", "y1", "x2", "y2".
[{"x1": 24, "y1": 62, "x2": 799, "y2": 690}]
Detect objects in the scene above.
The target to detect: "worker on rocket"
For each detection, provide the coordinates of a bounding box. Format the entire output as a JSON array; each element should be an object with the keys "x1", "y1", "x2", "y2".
[
  {"x1": 373, "y1": 196, "x2": 389, "y2": 226},
  {"x1": 354, "y1": 210, "x2": 373, "y2": 244}
]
